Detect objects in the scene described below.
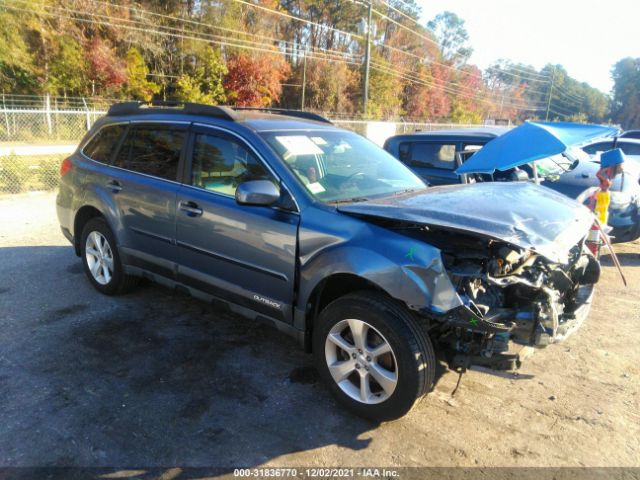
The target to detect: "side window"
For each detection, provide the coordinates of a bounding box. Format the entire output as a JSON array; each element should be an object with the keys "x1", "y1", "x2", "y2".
[
  {"x1": 463, "y1": 143, "x2": 485, "y2": 152},
  {"x1": 191, "y1": 133, "x2": 272, "y2": 197},
  {"x1": 398, "y1": 142, "x2": 411, "y2": 162},
  {"x1": 115, "y1": 126, "x2": 185, "y2": 181},
  {"x1": 583, "y1": 141, "x2": 612, "y2": 154},
  {"x1": 409, "y1": 143, "x2": 457, "y2": 170},
  {"x1": 620, "y1": 143, "x2": 640, "y2": 155},
  {"x1": 82, "y1": 124, "x2": 126, "y2": 163}
]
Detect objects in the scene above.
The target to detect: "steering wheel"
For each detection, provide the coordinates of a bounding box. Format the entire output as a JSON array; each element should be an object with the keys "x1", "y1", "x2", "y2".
[{"x1": 345, "y1": 171, "x2": 367, "y2": 182}]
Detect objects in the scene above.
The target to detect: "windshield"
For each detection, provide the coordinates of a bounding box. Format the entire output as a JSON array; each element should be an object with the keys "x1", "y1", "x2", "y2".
[
  {"x1": 534, "y1": 147, "x2": 590, "y2": 179},
  {"x1": 260, "y1": 130, "x2": 426, "y2": 203}
]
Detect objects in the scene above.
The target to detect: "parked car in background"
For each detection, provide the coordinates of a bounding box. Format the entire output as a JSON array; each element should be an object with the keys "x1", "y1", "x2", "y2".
[
  {"x1": 57, "y1": 103, "x2": 600, "y2": 420},
  {"x1": 582, "y1": 137, "x2": 640, "y2": 157},
  {"x1": 619, "y1": 130, "x2": 640, "y2": 140},
  {"x1": 384, "y1": 128, "x2": 640, "y2": 243},
  {"x1": 383, "y1": 128, "x2": 509, "y2": 185}
]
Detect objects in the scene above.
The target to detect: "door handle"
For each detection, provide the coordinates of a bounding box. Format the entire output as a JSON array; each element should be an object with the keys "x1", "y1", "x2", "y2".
[
  {"x1": 581, "y1": 173, "x2": 590, "y2": 178},
  {"x1": 179, "y1": 201, "x2": 203, "y2": 217},
  {"x1": 107, "y1": 180, "x2": 123, "y2": 192}
]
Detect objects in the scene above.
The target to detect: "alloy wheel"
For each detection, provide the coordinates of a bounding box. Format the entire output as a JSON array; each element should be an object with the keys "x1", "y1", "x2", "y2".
[
  {"x1": 324, "y1": 318, "x2": 398, "y2": 404},
  {"x1": 85, "y1": 231, "x2": 114, "y2": 285}
]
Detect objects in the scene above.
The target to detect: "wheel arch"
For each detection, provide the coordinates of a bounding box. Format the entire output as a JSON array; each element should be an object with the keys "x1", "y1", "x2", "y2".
[
  {"x1": 301, "y1": 272, "x2": 392, "y2": 352},
  {"x1": 73, "y1": 205, "x2": 106, "y2": 255}
]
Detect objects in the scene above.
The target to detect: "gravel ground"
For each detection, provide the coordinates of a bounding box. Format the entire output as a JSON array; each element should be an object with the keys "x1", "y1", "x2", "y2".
[{"x1": 0, "y1": 192, "x2": 638, "y2": 475}]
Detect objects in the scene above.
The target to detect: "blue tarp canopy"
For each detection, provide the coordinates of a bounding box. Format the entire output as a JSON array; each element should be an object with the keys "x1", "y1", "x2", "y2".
[{"x1": 455, "y1": 121, "x2": 619, "y2": 175}]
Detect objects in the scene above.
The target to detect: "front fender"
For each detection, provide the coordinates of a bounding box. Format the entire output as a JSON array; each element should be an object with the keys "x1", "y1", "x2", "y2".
[{"x1": 297, "y1": 209, "x2": 462, "y2": 315}]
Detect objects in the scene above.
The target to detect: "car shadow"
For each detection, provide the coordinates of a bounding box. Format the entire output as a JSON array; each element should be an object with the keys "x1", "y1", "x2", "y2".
[
  {"x1": 600, "y1": 251, "x2": 640, "y2": 267},
  {"x1": 0, "y1": 245, "x2": 403, "y2": 476}
]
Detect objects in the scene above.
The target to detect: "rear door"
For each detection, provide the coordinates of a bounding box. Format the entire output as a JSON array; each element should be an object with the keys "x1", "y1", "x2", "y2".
[
  {"x1": 175, "y1": 125, "x2": 299, "y2": 323},
  {"x1": 400, "y1": 141, "x2": 461, "y2": 185},
  {"x1": 108, "y1": 122, "x2": 187, "y2": 277}
]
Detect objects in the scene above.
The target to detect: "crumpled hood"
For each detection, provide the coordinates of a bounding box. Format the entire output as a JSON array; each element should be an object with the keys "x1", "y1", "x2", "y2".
[{"x1": 337, "y1": 182, "x2": 594, "y2": 264}]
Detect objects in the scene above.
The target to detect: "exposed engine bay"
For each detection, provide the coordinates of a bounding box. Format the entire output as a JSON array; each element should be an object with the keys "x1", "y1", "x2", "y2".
[
  {"x1": 420, "y1": 227, "x2": 600, "y2": 369},
  {"x1": 336, "y1": 183, "x2": 602, "y2": 370}
]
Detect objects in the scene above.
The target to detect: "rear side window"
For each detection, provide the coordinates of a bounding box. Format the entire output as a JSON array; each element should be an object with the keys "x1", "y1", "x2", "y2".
[
  {"x1": 191, "y1": 133, "x2": 272, "y2": 197},
  {"x1": 82, "y1": 124, "x2": 126, "y2": 163},
  {"x1": 583, "y1": 141, "x2": 613, "y2": 154},
  {"x1": 115, "y1": 126, "x2": 185, "y2": 181},
  {"x1": 409, "y1": 143, "x2": 457, "y2": 170},
  {"x1": 619, "y1": 142, "x2": 640, "y2": 155}
]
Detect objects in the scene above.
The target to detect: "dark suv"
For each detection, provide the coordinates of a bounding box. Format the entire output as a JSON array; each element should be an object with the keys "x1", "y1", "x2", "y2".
[{"x1": 58, "y1": 103, "x2": 600, "y2": 420}]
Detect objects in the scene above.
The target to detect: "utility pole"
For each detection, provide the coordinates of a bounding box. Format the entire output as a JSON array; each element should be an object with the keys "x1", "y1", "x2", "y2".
[
  {"x1": 545, "y1": 66, "x2": 556, "y2": 121},
  {"x1": 301, "y1": 51, "x2": 307, "y2": 110},
  {"x1": 362, "y1": 1, "x2": 373, "y2": 116}
]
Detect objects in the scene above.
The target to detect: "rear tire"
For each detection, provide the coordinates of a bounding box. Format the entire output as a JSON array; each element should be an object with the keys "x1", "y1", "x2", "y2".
[
  {"x1": 80, "y1": 217, "x2": 138, "y2": 295},
  {"x1": 313, "y1": 290, "x2": 435, "y2": 421}
]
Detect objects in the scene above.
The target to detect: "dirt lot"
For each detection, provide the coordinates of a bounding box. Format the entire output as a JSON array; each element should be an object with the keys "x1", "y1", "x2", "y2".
[{"x1": 0, "y1": 192, "x2": 639, "y2": 474}]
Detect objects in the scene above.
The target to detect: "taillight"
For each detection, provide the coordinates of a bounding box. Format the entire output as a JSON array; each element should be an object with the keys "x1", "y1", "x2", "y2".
[{"x1": 60, "y1": 157, "x2": 73, "y2": 177}]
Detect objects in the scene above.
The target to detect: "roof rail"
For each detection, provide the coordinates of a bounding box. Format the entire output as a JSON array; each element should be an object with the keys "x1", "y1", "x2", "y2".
[
  {"x1": 232, "y1": 107, "x2": 332, "y2": 124},
  {"x1": 106, "y1": 101, "x2": 332, "y2": 125},
  {"x1": 107, "y1": 101, "x2": 238, "y2": 121}
]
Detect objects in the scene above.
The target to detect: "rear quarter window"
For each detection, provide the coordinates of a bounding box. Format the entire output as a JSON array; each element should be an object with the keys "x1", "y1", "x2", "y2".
[
  {"x1": 409, "y1": 142, "x2": 457, "y2": 170},
  {"x1": 82, "y1": 124, "x2": 127, "y2": 163}
]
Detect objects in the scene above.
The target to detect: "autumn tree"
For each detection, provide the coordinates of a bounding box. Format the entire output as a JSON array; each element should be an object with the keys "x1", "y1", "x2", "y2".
[
  {"x1": 86, "y1": 37, "x2": 126, "y2": 96},
  {"x1": 399, "y1": 64, "x2": 432, "y2": 120},
  {"x1": 224, "y1": 53, "x2": 290, "y2": 107},
  {"x1": 297, "y1": 59, "x2": 359, "y2": 114}
]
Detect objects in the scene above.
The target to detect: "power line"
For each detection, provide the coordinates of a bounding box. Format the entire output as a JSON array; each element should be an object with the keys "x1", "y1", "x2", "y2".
[
  {"x1": 39, "y1": 0, "x2": 361, "y2": 63},
  {"x1": 351, "y1": 0, "x2": 557, "y2": 89},
  {"x1": 370, "y1": 61, "x2": 546, "y2": 111},
  {"x1": 231, "y1": 0, "x2": 364, "y2": 40},
  {"x1": 377, "y1": 61, "x2": 547, "y2": 109},
  {"x1": 2, "y1": 3, "x2": 362, "y2": 67},
  {"x1": 6, "y1": 1, "x2": 361, "y2": 66}
]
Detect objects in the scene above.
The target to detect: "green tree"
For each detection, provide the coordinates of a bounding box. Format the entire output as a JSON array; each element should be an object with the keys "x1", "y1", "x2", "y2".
[
  {"x1": 427, "y1": 11, "x2": 473, "y2": 66},
  {"x1": 611, "y1": 57, "x2": 640, "y2": 129},
  {"x1": 47, "y1": 36, "x2": 87, "y2": 96},
  {"x1": 0, "y1": 10, "x2": 38, "y2": 93},
  {"x1": 123, "y1": 48, "x2": 160, "y2": 101},
  {"x1": 175, "y1": 46, "x2": 227, "y2": 104},
  {"x1": 366, "y1": 54, "x2": 403, "y2": 119}
]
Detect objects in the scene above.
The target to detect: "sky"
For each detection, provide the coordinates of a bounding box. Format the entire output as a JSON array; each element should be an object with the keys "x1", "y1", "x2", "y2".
[{"x1": 417, "y1": 0, "x2": 639, "y2": 94}]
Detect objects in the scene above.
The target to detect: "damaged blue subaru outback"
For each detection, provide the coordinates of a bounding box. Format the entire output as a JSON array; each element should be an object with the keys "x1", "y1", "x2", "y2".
[{"x1": 57, "y1": 103, "x2": 600, "y2": 420}]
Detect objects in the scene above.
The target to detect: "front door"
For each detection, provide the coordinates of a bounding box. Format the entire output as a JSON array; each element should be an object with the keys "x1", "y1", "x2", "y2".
[{"x1": 175, "y1": 126, "x2": 299, "y2": 322}]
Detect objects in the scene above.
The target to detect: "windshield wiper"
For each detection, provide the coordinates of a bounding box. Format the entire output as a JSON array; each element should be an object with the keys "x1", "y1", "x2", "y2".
[
  {"x1": 393, "y1": 188, "x2": 417, "y2": 195},
  {"x1": 331, "y1": 196, "x2": 370, "y2": 204}
]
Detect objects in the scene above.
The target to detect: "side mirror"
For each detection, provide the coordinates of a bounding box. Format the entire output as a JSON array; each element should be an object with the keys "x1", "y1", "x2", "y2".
[{"x1": 235, "y1": 180, "x2": 280, "y2": 206}]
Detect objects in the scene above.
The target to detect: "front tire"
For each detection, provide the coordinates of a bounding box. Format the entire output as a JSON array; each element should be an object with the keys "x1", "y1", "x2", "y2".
[
  {"x1": 313, "y1": 291, "x2": 435, "y2": 421},
  {"x1": 80, "y1": 217, "x2": 138, "y2": 295}
]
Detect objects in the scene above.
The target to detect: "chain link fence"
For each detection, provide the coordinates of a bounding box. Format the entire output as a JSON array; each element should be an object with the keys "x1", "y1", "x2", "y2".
[{"x1": 0, "y1": 98, "x2": 490, "y2": 194}]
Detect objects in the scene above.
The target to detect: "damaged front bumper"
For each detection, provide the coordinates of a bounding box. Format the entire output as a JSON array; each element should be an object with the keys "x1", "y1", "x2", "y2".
[
  {"x1": 429, "y1": 239, "x2": 600, "y2": 371},
  {"x1": 442, "y1": 282, "x2": 595, "y2": 349}
]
